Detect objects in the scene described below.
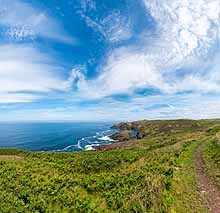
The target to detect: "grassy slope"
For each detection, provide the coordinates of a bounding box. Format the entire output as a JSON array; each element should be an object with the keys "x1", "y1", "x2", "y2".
[
  {"x1": 203, "y1": 126, "x2": 220, "y2": 189},
  {"x1": 0, "y1": 120, "x2": 219, "y2": 212},
  {"x1": 170, "y1": 137, "x2": 208, "y2": 213}
]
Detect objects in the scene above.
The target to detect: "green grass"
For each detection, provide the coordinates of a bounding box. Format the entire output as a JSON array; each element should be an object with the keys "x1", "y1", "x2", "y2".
[
  {"x1": 170, "y1": 138, "x2": 208, "y2": 213},
  {"x1": 203, "y1": 133, "x2": 220, "y2": 189},
  {"x1": 0, "y1": 148, "x2": 26, "y2": 155},
  {"x1": 0, "y1": 120, "x2": 219, "y2": 212}
]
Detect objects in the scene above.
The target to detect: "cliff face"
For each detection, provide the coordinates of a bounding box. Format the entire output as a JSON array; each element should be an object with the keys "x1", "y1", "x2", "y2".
[
  {"x1": 109, "y1": 130, "x2": 133, "y2": 141},
  {"x1": 111, "y1": 122, "x2": 133, "y2": 130},
  {"x1": 111, "y1": 119, "x2": 203, "y2": 140},
  {"x1": 95, "y1": 119, "x2": 206, "y2": 151}
]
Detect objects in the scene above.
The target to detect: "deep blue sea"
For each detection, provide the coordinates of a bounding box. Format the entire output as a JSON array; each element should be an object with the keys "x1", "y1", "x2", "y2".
[{"x1": 0, "y1": 122, "x2": 117, "y2": 151}]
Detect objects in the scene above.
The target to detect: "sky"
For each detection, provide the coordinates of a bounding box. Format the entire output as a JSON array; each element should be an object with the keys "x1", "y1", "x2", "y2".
[{"x1": 0, "y1": 0, "x2": 219, "y2": 121}]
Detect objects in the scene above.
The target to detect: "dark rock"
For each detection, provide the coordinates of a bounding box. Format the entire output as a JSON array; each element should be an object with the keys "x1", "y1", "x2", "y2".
[
  {"x1": 111, "y1": 122, "x2": 132, "y2": 130},
  {"x1": 109, "y1": 130, "x2": 133, "y2": 141}
]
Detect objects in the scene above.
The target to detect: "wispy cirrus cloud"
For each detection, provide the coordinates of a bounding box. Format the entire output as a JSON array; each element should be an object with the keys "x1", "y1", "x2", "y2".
[
  {"x1": 0, "y1": 0, "x2": 220, "y2": 121},
  {"x1": 72, "y1": 0, "x2": 220, "y2": 99},
  {"x1": 78, "y1": 1, "x2": 132, "y2": 44},
  {"x1": 0, "y1": 44, "x2": 72, "y2": 103},
  {"x1": 0, "y1": 0, "x2": 78, "y2": 104},
  {"x1": 0, "y1": 0, "x2": 76, "y2": 44}
]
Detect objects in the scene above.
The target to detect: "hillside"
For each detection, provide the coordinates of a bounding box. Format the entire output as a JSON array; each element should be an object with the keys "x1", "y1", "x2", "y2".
[{"x1": 0, "y1": 119, "x2": 220, "y2": 212}]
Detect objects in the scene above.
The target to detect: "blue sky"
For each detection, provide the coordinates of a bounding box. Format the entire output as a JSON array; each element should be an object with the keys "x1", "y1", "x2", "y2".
[{"x1": 0, "y1": 0, "x2": 220, "y2": 121}]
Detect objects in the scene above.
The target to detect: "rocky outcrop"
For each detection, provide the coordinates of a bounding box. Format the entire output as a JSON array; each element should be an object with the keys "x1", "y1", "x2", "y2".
[
  {"x1": 96, "y1": 119, "x2": 205, "y2": 151},
  {"x1": 111, "y1": 122, "x2": 143, "y2": 140},
  {"x1": 111, "y1": 122, "x2": 133, "y2": 131},
  {"x1": 111, "y1": 119, "x2": 203, "y2": 141},
  {"x1": 109, "y1": 130, "x2": 133, "y2": 141}
]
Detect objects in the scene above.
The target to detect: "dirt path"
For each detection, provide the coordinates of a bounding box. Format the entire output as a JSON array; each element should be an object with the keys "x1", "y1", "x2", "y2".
[{"x1": 195, "y1": 145, "x2": 220, "y2": 213}]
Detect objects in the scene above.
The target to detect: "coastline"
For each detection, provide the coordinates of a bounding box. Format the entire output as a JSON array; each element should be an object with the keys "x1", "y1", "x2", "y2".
[
  {"x1": 93, "y1": 122, "x2": 138, "y2": 151},
  {"x1": 92, "y1": 119, "x2": 206, "y2": 151},
  {"x1": 0, "y1": 122, "x2": 117, "y2": 152}
]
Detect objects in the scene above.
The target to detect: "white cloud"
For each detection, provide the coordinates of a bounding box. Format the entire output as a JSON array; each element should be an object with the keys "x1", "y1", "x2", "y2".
[
  {"x1": 2, "y1": 93, "x2": 220, "y2": 121},
  {"x1": 166, "y1": 51, "x2": 220, "y2": 93},
  {"x1": 79, "y1": 3, "x2": 132, "y2": 43},
  {"x1": 143, "y1": 0, "x2": 220, "y2": 62},
  {"x1": 101, "y1": 11, "x2": 132, "y2": 43},
  {"x1": 71, "y1": 48, "x2": 167, "y2": 98},
  {"x1": 71, "y1": 0, "x2": 220, "y2": 99},
  {"x1": 80, "y1": 0, "x2": 97, "y2": 12},
  {"x1": 0, "y1": 0, "x2": 75, "y2": 44},
  {"x1": 0, "y1": 44, "x2": 71, "y2": 103},
  {"x1": 0, "y1": 0, "x2": 78, "y2": 104},
  {"x1": 0, "y1": 93, "x2": 41, "y2": 104},
  {"x1": 0, "y1": 0, "x2": 219, "y2": 121}
]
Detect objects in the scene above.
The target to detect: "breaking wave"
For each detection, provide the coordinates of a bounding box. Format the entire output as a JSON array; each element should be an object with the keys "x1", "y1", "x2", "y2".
[{"x1": 56, "y1": 129, "x2": 116, "y2": 152}]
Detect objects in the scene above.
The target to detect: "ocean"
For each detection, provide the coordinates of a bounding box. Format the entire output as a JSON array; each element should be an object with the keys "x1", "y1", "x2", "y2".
[{"x1": 0, "y1": 122, "x2": 117, "y2": 152}]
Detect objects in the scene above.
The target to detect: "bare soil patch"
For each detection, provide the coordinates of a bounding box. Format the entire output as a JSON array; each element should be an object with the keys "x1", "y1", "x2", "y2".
[{"x1": 195, "y1": 145, "x2": 220, "y2": 213}]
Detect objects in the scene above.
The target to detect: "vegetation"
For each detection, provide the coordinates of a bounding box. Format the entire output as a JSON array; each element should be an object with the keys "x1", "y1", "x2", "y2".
[
  {"x1": 170, "y1": 138, "x2": 208, "y2": 213},
  {"x1": 203, "y1": 126, "x2": 220, "y2": 189},
  {"x1": 0, "y1": 119, "x2": 220, "y2": 212}
]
